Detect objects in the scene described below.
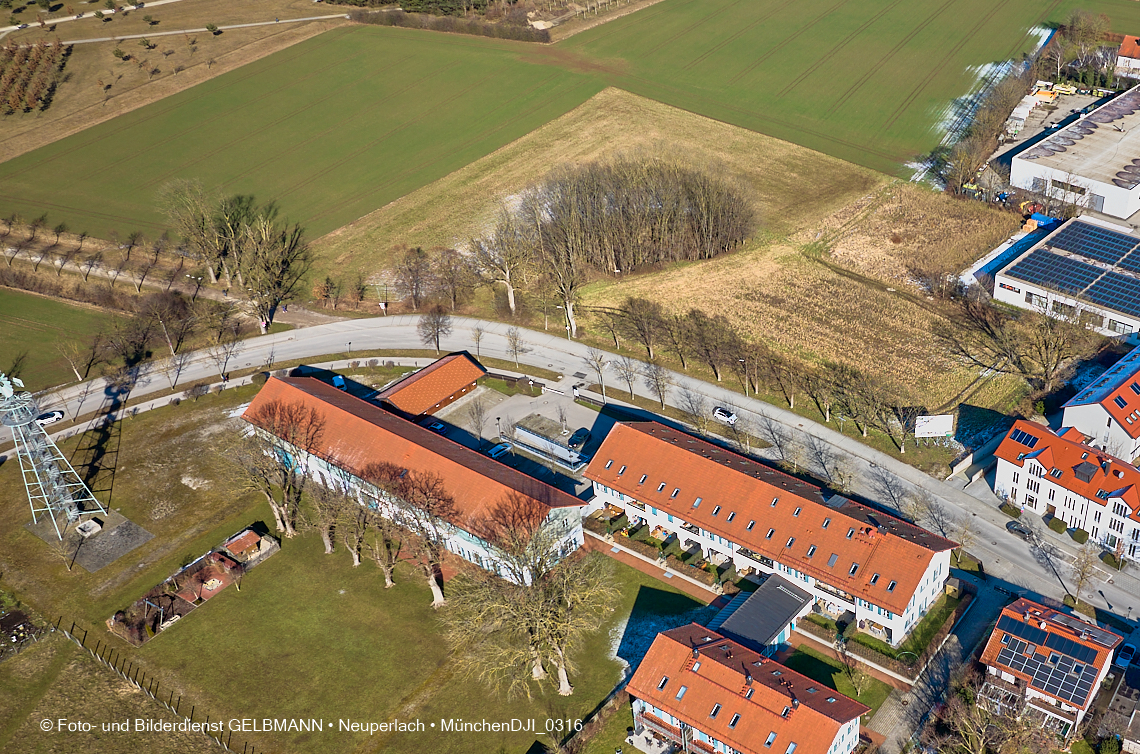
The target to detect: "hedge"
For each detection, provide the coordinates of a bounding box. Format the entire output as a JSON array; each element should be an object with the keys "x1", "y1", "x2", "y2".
[
  {"x1": 583, "y1": 517, "x2": 607, "y2": 536},
  {"x1": 1000, "y1": 502, "x2": 1022, "y2": 519},
  {"x1": 665, "y1": 554, "x2": 717, "y2": 586},
  {"x1": 606, "y1": 513, "x2": 628, "y2": 534},
  {"x1": 252, "y1": 371, "x2": 270, "y2": 385},
  {"x1": 1048, "y1": 517, "x2": 1067, "y2": 534},
  {"x1": 347, "y1": 9, "x2": 551, "y2": 42},
  {"x1": 1072, "y1": 528, "x2": 1089, "y2": 544},
  {"x1": 622, "y1": 537, "x2": 661, "y2": 561}
]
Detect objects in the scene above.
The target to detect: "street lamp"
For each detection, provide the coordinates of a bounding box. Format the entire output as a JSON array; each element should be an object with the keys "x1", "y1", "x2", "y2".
[
  {"x1": 346, "y1": 341, "x2": 352, "y2": 355},
  {"x1": 185, "y1": 274, "x2": 203, "y2": 301},
  {"x1": 495, "y1": 416, "x2": 501, "y2": 440},
  {"x1": 738, "y1": 358, "x2": 748, "y2": 397}
]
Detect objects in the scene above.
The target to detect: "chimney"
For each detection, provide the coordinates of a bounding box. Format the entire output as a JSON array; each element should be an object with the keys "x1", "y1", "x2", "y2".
[
  {"x1": 792, "y1": 699, "x2": 799, "y2": 709},
  {"x1": 745, "y1": 673, "x2": 753, "y2": 686},
  {"x1": 692, "y1": 647, "x2": 700, "y2": 659}
]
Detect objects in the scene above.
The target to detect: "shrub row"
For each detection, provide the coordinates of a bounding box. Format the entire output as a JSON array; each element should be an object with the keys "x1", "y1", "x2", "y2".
[
  {"x1": 1048, "y1": 517, "x2": 1067, "y2": 534},
  {"x1": 621, "y1": 536, "x2": 660, "y2": 561},
  {"x1": 0, "y1": 265, "x2": 139, "y2": 311},
  {"x1": 665, "y1": 554, "x2": 717, "y2": 586},
  {"x1": 347, "y1": 9, "x2": 551, "y2": 42},
  {"x1": 582, "y1": 517, "x2": 607, "y2": 536}
]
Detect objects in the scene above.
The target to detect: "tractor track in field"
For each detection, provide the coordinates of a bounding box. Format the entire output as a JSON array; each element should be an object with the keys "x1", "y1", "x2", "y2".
[
  {"x1": 882, "y1": 0, "x2": 1011, "y2": 131},
  {"x1": 776, "y1": 0, "x2": 905, "y2": 98},
  {"x1": 560, "y1": 0, "x2": 678, "y2": 48},
  {"x1": 136, "y1": 53, "x2": 449, "y2": 192},
  {"x1": 828, "y1": 0, "x2": 957, "y2": 115},
  {"x1": 727, "y1": 0, "x2": 853, "y2": 85},
  {"x1": 681, "y1": 0, "x2": 798, "y2": 72},
  {"x1": 132, "y1": 48, "x2": 419, "y2": 191},
  {"x1": 0, "y1": 27, "x2": 354, "y2": 182},
  {"x1": 636, "y1": 0, "x2": 750, "y2": 59},
  {"x1": 0, "y1": 195, "x2": 169, "y2": 231},
  {"x1": 302, "y1": 73, "x2": 589, "y2": 228}
]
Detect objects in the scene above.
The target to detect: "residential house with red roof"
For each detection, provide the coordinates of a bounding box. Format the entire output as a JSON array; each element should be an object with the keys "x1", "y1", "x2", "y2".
[
  {"x1": 243, "y1": 375, "x2": 586, "y2": 579},
  {"x1": 979, "y1": 598, "x2": 1120, "y2": 737},
  {"x1": 994, "y1": 419, "x2": 1140, "y2": 556},
  {"x1": 585, "y1": 423, "x2": 957, "y2": 646},
  {"x1": 628, "y1": 624, "x2": 868, "y2": 754},
  {"x1": 1062, "y1": 343, "x2": 1140, "y2": 461},
  {"x1": 376, "y1": 352, "x2": 485, "y2": 419},
  {"x1": 1118, "y1": 36, "x2": 1140, "y2": 79}
]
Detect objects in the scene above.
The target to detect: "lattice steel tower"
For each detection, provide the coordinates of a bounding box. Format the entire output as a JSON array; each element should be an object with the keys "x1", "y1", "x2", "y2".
[{"x1": 0, "y1": 373, "x2": 106, "y2": 539}]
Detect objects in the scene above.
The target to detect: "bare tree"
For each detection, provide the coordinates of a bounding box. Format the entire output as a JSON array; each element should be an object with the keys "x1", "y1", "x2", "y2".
[
  {"x1": 340, "y1": 505, "x2": 370, "y2": 568},
  {"x1": 470, "y1": 209, "x2": 533, "y2": 316},
  {"x1": 417, "y1": 304, "x2": 453, "y2": 354},
  {"x1": 619, "y1": 297, "x2": 662, "y2": 360},
  {"x1": 643, "y1": 362, "x2": 672, "y2": 408},
  {"x1": 686, "y1": 309, "x2": 734, "y2": 381},
  {"x1": 393, "y1": 245, "x2": 433, "y2": 310},
  {"x1": 156, "y1": 351, "x2": 192, "y2": 389},
  {"x1": 228, "y1": 399, "x2": 326, "y2": 538},
  {"x1": 306, "y1": 471, "x2": 351, "y2": 554},
  {"x1": 679, "y1": 387, "x2": 711, "y2": 435},
  {"x1": 904, "y1": 487, "x2": 952, "y2": 537},
  {"x1": 657, "y1": 313, "x2": 691, "y2": 370},
  {"x1": 953, "y1": 517, "x2": 976, "y2": 566},
  {"x1": 80, "y1": 251, "x2": 102, "y2": 282},
  {"x1": 240, "y1": 215, "x2": 312, "y2": 333},
  {"x1": 1070, "y1": 542, "x2": 1100, "y2": 601},
  {"x1": 804, "y1": 434, "x2": 839, "y2": 483},
  {"x1": 432, "y1": 247, "x2": 476, "y2": 311},
  {"x1": 755, "y1": 410, "x2": 791, "y2": 462},
  {"x1": 583, "y1": 347, "x2": 609, "y2": 400},
  {"x1": 614, "y1": 355, "x2": 640, "y2": 400},
  {"x1": 205, "y1": 321, "x2": 244, "y2": 378},
  {"x1": 868, "y1": 465, "x2": 909, "y2": 514},
  {"x1": 506, "y1": 326, "x2": 527, "y2": 368},
  {"x1": 467, "y1": 397, "x2": 488, "y2": 448},
  {"x1": 364, "y1": 509, "x2": 404, "y2": 588},
  {"x1": 392, "y1": 471, "x2": 457, "y2": 608},
  {"x1": 158, "y1": 179, "x2": 221, "y2": 283},
  {"x1": 836, "y1": 638, "x2": 871, "y2": 696},
  {"x1": 470, "y1": 325, "x2": 485, "y2": 358}
]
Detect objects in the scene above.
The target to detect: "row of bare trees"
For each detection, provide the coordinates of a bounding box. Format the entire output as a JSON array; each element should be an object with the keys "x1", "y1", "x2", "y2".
[
  {"x1": 392, "y1": 245, "x2": 479, "y2": 311},
  {"x1": 470, "y1": 156, "x2": 754, "y2": 336},
  {"x1": 160, "y1": 179, "x2": 312, "y2": 332},
  {"x1": 227, "y1": 397, "x2": 615, "y2": 697}
]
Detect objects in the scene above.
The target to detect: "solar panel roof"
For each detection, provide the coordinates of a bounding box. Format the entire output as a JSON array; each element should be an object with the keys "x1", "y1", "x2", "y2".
[
  {"x1": 1048, "y1": 221, "x2": 1140, "y2": 265},
  {"x1": 1116, "y1": 252, "x2": 1140, "y2": 276},
  {"x1": 994, "y1": 614, "x2": 1100, "y2": 707},
  {"x1": 1083, "y1": 272, "x2": 1140, "y2": 319},
  {"x1": 1005, "y1": 250, "x2": 1103, "y2": 295},
  {"x1": 1009, "y1": 428, "x2": 1039, "y2": 449}
]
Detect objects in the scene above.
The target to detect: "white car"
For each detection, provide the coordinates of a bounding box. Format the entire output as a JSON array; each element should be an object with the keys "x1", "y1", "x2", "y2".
[
  {"x1": 35, "y1": 410, "x2": 64, "y2": 427},
  {"x1": 713, "y1": 407, "x2": 737, "y2": 426}
]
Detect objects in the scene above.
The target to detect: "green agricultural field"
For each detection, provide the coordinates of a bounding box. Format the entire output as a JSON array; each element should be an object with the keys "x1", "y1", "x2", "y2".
[
  {"x1": 0, "y1": 289, "x2": 114, "y2": 391},
  {"x1": 0, "y1": 26, "x2": 602, "y2": 241}
]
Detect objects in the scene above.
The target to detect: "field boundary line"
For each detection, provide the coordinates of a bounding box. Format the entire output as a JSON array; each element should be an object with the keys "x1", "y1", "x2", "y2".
[
  {"x1": 57, "y1": 14, "x2": 349, "y2": 45},
  {"x1": 553, "y1": 0, "x2": 677, "y2": 48}
]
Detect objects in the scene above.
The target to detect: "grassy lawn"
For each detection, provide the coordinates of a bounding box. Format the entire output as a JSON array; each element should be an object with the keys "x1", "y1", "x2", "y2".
[
  {"x1": 0, "y1": 25, "x2": 602, "y2": 241},
  {"x1": 781, "y1": 644, "x2": 892, "y2": 718},
  {"x1": 0, "y1": 288, "x2": 116, "y2": 391},
  {"x1": 580, "y1": 703, "x2": 635, "y2": 754}
]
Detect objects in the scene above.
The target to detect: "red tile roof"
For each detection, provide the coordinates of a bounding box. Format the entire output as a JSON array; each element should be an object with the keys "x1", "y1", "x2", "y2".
[
  {"x1": 981, "y1": 598, "x2": 1120, "y2": 711},
  {"x1": 1121, "y1": 35, "x2": 1140, "y2": 59},
  {"x1": 628, "y1": 624, "x2": 867, "y2": 754},
  {"x1": 243, "y1": 377, "x2": 583, "y2": 529},
  {"x1": 586, "y1": 423, "x2": 955, "y2": 615},
  {"x1": 995, "y1": 420, "x2": 1140, "y2": 519},
  {"x1": 376, "y1": 352, "x2": 485, "y2": 416},
  {"x1": 224, "y1": 530, "x2": 261, "y2": 556}
]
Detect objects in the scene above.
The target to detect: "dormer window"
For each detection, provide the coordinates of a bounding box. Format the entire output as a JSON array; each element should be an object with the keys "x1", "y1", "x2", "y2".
[
  {"x1": 605, "y1": 459, "x2": 613, "y2": 469},
  {"x1": 849, "y1": 563, "x2": 859, "y2": 575},
  {"x1": 746, "y1": 688, "x2": 755, "y2": 699},
  {"x1": 828, "y1": 553, "x2": 838, "y2": 567},
  {"x1": 657, "y1": 482, "x2": 666, "y2": 492},
  {"x1": 671, "y1": 488, "x2": 680, "y2": 498},
  {"x1": 781, "y1": 706, "x2": 790, "y2": 717},
  {"x1": 887, "y1": 580, "x2": 896, "y2": 592},
  {"x1": 806, "y1": 545, "x2": 816, "y2": 557},
  {"x1": 771, "y1": 497, "x2": 779, "y2": 506},
  {"x1": 618, "y1": 465, "x2": 626, "y2": 475},
  {"x1": 870, "y1": 573, "x2": 880, "y2": 585},
  {"x1": 786, "y1": 537, "x2": 795, "y2": 548},
  {"x1": 713, "y1": 505, "x2": 722, "y2": 516},
  {"x1": 639, "y1": 474, "x2": 648, "y2": 484},
  {"x1": 767, "y1": 528, "x2": 775, "y2": 539},
  {"x1": 1116, "y1": 396, "x2": 1128, "y2": 409},
  {"x1": 746, "y1": 520, "x2": 755, "y2": 530},
  {"x1": 846, "y1": 528, "x2": 855, "y2": 539},
  {"x1": 710, "y1": 703, "x2": 721, "y2": 718},
  {"x1": 727, "y1": 512, "x2": 736, "y2": 522},
  {"x1": 675, "y1": 685, "x2": 687, "y2": 700},
  {"x1": 658, "y1": 676, "x2": 669, "y2": 690},
  {"x1": 822, "y1": 518, "x2": 830, "y2": 529},
  {"x1": 729, "y1": 713, "x2": 740, "y2": 729},
  {"x1": 765, "y1": 732, "x2": 776, "y2": 747}
]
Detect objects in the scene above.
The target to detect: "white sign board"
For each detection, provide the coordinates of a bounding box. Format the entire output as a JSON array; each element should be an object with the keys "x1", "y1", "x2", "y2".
[{"x1": 915, "y1": 414, "x2": 955, "y2": 438}]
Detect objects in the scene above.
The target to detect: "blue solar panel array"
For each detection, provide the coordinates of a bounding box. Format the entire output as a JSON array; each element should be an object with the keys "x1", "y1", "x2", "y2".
[
  {"x1": 1009, "y1": 428, "x2": 1039, "y2": 449},
  {"x1": 1005, "y1": 250, "x2": 1103, "y2": 295},
  {"x1": 1115, "y1": 252, "x2": 1140, "y2": 276},
  {"x1": 994, "y1": 614, "x2": 1098, "y2": 706},
  {"x1": 1083, "y1": 272, "x2": 1140, "y2": 319},
  {"x1": 1048, "y1": 222, "x2": 1140, "y2": 265}
]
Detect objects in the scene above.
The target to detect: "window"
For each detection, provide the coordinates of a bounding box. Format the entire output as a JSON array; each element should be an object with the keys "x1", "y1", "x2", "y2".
[
  {"x1": 765, "y1": 732, "x2": 777, "y2": 748},
  {"x1": 657, "y1": 482, "x2": 666, "y2": 492},
  {"x1": 727, "y1": 512, "x2": 736, "y2": 522},
  {"x1": 618, "y1": 465, "x2": 626, "y2": 475},
  {"x1": 729, "y1": 713, "x2": 740, "y2": 729},
  {"x1": 671, "y1": 488, "x2": 680, "y2": 498},
  {"x1": 806, "y1": 687, "x2": 817, "y2": 693},
  {"x1": 746, "y1": 520, "x2": 755, "y2": 530},
  {"x1": 1132, "y1": 382, "x2": 1140, "y2": 395},
  {"x1": 746, "y1": 688, "x2": 755, "y2": 699},
  {"x1": 1013, "y1": 472, "x2": 1019, "y2": 484},
  {"x1": 1110, "y1": 319, "x2": 1133, "y2": 335},
  {"x1": 771, "y1": 497, "x2": 779, "y2": 507},
  {"x1": 849, "y1": 563, "x2": 859, "y2": 575},
  {"x1": 870, "y1": 573, "x2": 880, "y2": 585},
  {"x1": 786, "y1": 744, "x2": 797, "y2": 754},
  {"x1": 710, "y1": 704, "x2": 721, "y2": 718},
  {"x1": 713, "y1": 505, "x2": 722, "y2": 516},
  {"x1": 605, "y1": 459, "x2": 613, "y2": 469},
  {"x1": 692, "y1": 661, "x2": 701, "y2": 671},
  {"x1": 693, "y1": 497, "x2": 702, "y2": 508},
  {"x1": 846, "y1": 528, "x2": 855, "y2": 539},
  {"x1": 639, "y1": 474, "x2": 647, "y2": 484},
  {"x1": 781, "y1": 706, "x2": 791, "y2": 717},
  {"x1": 826, "y1": 697, "x2": 836, "y2": 703},
  {"x1": 1025, "y1": 291, "x2": 1047, "y2": 308},
  {"x1": 1116, "y1": 396, "x2": 1129, "y2": 410},
  {"x1": 822, "y1": 518, "x2": 830, "y2": 529},
  {"x1": 828, "y1": 553, "x2": 838, "y2": 567},
  {"x1": 806, "y1": 545, "x2": 816, "y2": 557},
  {"x1": 657, "y1": 676, "x2": 669, "y2": 690},
  {"x1": 793, "y1": 507, "x2": 801, "y2": 517},
  {"x1": 786, "y1": 537, "x2": 795, "y2": 548},
  {"x1": 887, "y1": 581, "x2": 897, "y2": 592},
  {"x1": 767, "y1": 528, "x2": 775, "y2": 539},
  {"x1": 675, "y1": 685, "x2": 688, "y2": 700}
]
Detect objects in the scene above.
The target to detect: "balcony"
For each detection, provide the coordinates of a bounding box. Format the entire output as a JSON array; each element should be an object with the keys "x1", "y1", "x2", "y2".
[
  {"x1": 815, "y1": 581, "x2": 855, "y2": 605},
  {"x1": 680, "y1": 522, "x2": 700, "y2": 536},
  {"x1": 627, "y1": 499, "x2": 646, "y2": 511},
  {"x1": 735, "y1": 548, "x2": 774, "y2": 568},
  {"x1": 635, "y1": 712, "x2": 716, "y2": 754}
]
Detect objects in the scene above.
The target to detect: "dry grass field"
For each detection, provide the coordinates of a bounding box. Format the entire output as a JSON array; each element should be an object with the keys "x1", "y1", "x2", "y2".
[
  {"x1": 0, "y1": 0, "x2": 347, "y2": 162},
  {"x1": 313, "y1": 87, "x2": 886, "y2": 273}
]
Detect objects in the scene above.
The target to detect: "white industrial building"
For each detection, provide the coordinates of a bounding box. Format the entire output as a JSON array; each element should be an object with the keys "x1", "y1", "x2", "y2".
[
  {"x1": 1010, "y1": 85, "x2": 1140, "y2": 220},
  {"x1": 1062, "y1": 343, "x2": 1140, "y2": 461},
  {"x1": 992, "y1": 216, "x2": 1140, "y2": 337}
]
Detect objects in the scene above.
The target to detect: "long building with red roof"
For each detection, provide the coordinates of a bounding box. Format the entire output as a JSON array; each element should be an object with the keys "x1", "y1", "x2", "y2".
[
  {"x1": 979, "y1": 598, "x2": 1120, "y2": 737},
  {"x1": 243, "y1": 375, "x2": 586, "y2": 577},
  {"x1": 994, "y1": 418, "x2": 1140, "y2": 557},
  {"x1": 376, "y1": 352, "x2": 485, "y2": 418},
  {"x1": 628, "y1": 624, "x2": 868, "y2": 754},
  {"x1": 585, "y1": 422, "x2": 956, "y2": 646}
]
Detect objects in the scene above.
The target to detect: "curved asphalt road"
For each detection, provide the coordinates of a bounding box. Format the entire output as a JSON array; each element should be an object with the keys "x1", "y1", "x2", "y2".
[{"x1": 7, "y1": 314, "x2": 1140, "y2": 624}]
